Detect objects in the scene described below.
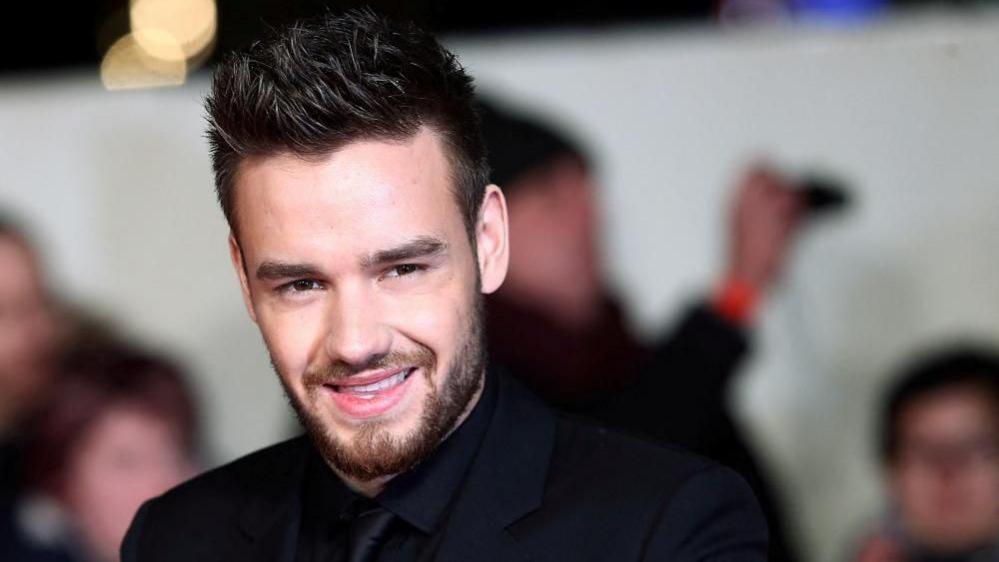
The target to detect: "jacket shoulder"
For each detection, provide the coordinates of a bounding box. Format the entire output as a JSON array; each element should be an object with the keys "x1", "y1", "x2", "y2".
[
  {"x1": 121, "y1": 436, "x2": 309, "y2": 561},
  {"x1": 530, "y1": 416, "x2": 767, "y2": 560},
  {"x1": 154, "y1": 435, "x2": 308, "y2": 513},
  {"x1": 550, "y1": 414, "x2": 716, "y2": 491}
]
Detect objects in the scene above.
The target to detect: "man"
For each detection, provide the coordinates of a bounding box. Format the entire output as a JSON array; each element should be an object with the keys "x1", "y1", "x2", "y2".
[
  {"x1": 0, "y1": 216, "x2": 61, "y2": 504},
  {"x1": 477, "y1": 101, "x2": 803, "y2": 562},
  {"x1": 853, "y1": 346, "x2": 999, "y2": 562},
  {"x1": 122, "y1": 10, "x2": 767, "y2": 561}
]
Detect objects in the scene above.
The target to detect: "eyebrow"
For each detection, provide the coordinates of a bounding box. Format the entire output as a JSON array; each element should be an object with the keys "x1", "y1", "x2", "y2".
[
  {"x1": 253, "y1": 237, "x2": 448, "y2": 281},
  {"x1": 361, "y1": 236, "x2": 448, "y2": 268},
  {"x1": 256, "y1": 262, "x2": 322, "y2": 281}
]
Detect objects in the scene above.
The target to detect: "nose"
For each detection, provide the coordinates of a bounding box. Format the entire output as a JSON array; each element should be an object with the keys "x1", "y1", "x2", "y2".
[{"x1": 323, "y1": 282, "x2": 392, "y2": 369}]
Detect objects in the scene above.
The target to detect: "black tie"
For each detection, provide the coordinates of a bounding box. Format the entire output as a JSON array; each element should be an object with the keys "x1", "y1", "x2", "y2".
[{"x1": 347, "y1": 503, "x2": 395, "y2": 562}]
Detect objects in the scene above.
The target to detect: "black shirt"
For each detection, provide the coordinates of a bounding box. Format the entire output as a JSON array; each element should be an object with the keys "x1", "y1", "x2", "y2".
[{"x1": 295, "y1": 370, "x2": 498, "y2": 562}]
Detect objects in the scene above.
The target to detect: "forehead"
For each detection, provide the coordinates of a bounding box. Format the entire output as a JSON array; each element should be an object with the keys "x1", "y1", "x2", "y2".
[
  {"x1": 233, "y1": 128, "x2": 466, "y2": 259},
  {"x1": 898, "y1": 384, "x2": 999, "y2": 438},
  {"x1": 79, "y1": 402, "x2": 181, "y2": 453}
]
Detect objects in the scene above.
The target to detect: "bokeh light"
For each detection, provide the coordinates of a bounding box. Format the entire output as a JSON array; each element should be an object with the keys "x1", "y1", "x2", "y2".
[
  {"x1": 100, "y1": 30, "x2": 187, "y2": 90},
  {"x1": 129, "y1": 0, "x2": 217, "y2": 60},
  {"x1": 101, "y1": 0, "x2": 217, "y2": 91}
]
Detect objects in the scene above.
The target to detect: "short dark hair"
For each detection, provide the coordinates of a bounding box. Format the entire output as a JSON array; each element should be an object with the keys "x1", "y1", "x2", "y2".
[
  {"x1": 476, "y1": 97, "x2": 589, "y2": 193},
  {"x1": 0, "y1": 210, "x2": 35, "y2": 251},
  {"x1": 205, "y1": 9, "x2": 489, "y2": 239},
  {"x1": 879, "y1": 344, "x2": 999, "y2": 463}
]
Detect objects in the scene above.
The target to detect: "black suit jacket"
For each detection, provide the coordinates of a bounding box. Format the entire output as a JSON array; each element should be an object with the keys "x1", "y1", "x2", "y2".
[
  {"x1": 488, "y1": 296, "x2": 798, "y2": 562},
  {"x1": 122, "y1": 373, "x2": 767, "y2": 561}
]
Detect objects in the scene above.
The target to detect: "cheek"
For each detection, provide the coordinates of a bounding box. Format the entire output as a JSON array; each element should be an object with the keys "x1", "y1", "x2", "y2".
[
  {"x1": 68, "y1": 462, "x2": 183, "y2": 559},
  {"x1": 392, "y1": 293, "x2": 458, "y2": 346},
  {"x1": 258, "y1": 307, "x2": 326, "y2": 380},
  {"x1": 892, "y1": 467, "x2": 933, "y2": 510},
  {"x1": 961, "y1": 465, "x2": 999, "y2": 504},
  {"x1": 63, "y1": 456, "x2": 152, "y2": 535},
  {"x1": 389, "y1": 286, "x2": 471, "y2": 363}
]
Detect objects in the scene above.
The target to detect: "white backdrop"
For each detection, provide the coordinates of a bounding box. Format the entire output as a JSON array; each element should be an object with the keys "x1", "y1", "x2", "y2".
[{"x1": 2, "y1": 11, "x2": 999, "y2": 562}]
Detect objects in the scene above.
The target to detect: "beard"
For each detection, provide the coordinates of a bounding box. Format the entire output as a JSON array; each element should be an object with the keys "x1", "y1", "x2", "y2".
[{"x1": 276, "y1": 296, "x2": 486, "y2": 482}]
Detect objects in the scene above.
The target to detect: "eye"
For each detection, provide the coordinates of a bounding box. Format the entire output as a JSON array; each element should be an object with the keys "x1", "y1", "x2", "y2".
[
  {"x1": 385, "y1": 264, "x2": 422, "y2": 278},
  {"x1": 282, "y1": 279, "x2": 323, "y2": 293}
]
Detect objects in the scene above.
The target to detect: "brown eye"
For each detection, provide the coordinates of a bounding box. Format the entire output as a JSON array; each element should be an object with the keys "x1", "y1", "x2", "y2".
[
  {"x1": 387, "y1": 264, "x2": 422, "y2": 278},
  {"x1": 290, "y1": 279, "x2": 320, "y2": 291}
]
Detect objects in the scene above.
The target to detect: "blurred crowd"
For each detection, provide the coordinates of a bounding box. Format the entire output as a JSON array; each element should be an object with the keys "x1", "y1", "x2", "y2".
[
  {"x1": 1, "y1": 95, "x2": 996, "y2": 562},
  {"x1": 0, "y1": 219, "x2": 199, "y2": 562}
]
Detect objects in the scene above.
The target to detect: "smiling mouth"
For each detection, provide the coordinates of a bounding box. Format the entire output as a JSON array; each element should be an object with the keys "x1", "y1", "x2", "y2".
[{"x1": 327, "y1": 368, "x2": 416, "y2": 398}]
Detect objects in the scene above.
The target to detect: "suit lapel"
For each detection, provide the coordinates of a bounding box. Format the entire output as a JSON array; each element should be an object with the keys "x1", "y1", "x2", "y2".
[
  {"x1": 434, "y1": 373, "x2": 557, "y2": 561},
  {"x1": 235, "y1": 436, "x2": 309, "y2": 562}
]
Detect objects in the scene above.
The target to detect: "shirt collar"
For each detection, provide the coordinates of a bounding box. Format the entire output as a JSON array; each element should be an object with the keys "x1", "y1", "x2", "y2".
[{"x1": 376, "y1": 368, "x2": 498, "y2": 533}]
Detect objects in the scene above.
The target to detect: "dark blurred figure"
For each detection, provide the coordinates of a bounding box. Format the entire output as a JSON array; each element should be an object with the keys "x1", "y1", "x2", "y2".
[
  {"x1": 0, "y1": 345, "x2": 199, "y2": 562},
  {"x1": 479, "y1": 99, "x2": 805, "y2": 562},
  {"x1": 853, "y1": 346, "x2": 999, "y2": 562},
  {"x1": 0, "y1": 214, "x2": 62, "y2": 504}
]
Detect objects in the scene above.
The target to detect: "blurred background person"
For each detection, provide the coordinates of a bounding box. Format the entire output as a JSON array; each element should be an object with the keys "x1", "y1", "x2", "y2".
[
  {"x1": 0, "y1": 344, "x2": 199, "y2": 562},
  {"x1": 478, "y1": 98, "x2": 808, "y2": 562},
  {"x1": 0, "y1": 215, "x2": 63, "y2": 505},
  {"x1": 852, "y1": 346, "x2": 999, "y2": 562}
]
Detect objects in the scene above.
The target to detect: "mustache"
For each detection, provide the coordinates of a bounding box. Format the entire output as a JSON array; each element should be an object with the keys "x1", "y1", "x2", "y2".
[{"x1": 302, "y1": 348, "x2": 436, "y2": 386}]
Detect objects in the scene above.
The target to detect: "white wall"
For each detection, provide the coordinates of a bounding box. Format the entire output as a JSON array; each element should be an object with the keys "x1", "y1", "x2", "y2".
[{"x1": 2, "y1": 11, "x2": 998, "y2": 562}]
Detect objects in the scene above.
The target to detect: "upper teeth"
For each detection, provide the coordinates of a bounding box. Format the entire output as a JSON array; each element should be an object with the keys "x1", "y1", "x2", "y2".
[{"x1": 340, "y1": 370, "x2": 410, "y2": 394}]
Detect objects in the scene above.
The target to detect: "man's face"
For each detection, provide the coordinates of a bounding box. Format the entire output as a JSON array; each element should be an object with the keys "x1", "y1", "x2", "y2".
[
  {"x1": 230, "y1": 128, "x2": 508, "y2": 482},
  {"x1": 889, "y1": 384, "x2": 999, "y2": 552},
  {"x1": 503, "y1": 156, "x2": 601, "y2": 314}
]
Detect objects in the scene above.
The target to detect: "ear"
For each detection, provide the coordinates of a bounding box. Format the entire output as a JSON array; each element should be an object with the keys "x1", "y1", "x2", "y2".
[
  {"x1": 475, "y1": 184, "x2": 509, "y2": 294},
  {"x1": 228, "y1": 233, "x2": 258, "y2": 323}
]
